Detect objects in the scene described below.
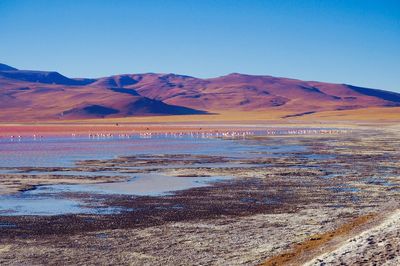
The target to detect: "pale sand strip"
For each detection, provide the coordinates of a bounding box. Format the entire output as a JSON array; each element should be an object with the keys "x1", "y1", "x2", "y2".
[{"x1": 305, "y1": 209, "x2": 400, "y2": 266}]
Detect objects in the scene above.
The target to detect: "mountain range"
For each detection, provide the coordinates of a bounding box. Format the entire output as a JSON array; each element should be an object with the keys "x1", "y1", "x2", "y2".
[{"x1": 1, "y1": 63, "x2": 399, "y2": 121}]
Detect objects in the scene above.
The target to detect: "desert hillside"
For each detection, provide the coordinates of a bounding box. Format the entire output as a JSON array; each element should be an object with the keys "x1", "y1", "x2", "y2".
[{"x1": 1, "y1": 63, "x2": 399, "y2": 121}]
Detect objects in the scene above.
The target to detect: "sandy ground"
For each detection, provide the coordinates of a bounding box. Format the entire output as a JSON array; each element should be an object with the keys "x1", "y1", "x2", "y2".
[
  {"x1": 0, "y1": 207, "x2": 379, "y2": 266},
  {"x1": 305, "y1": 209, "x2": 400, "y2": 266}
]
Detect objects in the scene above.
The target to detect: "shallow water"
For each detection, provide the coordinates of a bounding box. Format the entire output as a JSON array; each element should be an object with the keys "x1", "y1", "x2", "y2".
[
  {"x1": 0, "y1": 222, "x2": 17, "y2": 228},
  {"x1": 363, "y1": 177, "x2": 396, "y2": 187},
  {"x1": 0, "y1": 135, "x2": 296, "y2": 167},
  {"x1": 0, "y1": 195, "x2": 118, "y2": 216},
  {"x1": 0, "y1": 173, "x2": 233, "y2": 216},
  {"x1": 30, "y1": 173, "x2": 233, "y2": 196},
  {"x1": 327, "y1": 186, "x2": 361, "y2": 193},
  {"x1": 0, "y1": 137, "x2": 248, "y2": 167},
  {"x1": 0, "y1": 134, "x2": 309, "y2": 216}
]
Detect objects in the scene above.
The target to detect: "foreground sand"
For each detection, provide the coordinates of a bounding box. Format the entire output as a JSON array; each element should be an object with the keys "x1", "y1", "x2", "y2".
[{"x1": 305, "y1": 209, "x2": 400, "y2": 265}]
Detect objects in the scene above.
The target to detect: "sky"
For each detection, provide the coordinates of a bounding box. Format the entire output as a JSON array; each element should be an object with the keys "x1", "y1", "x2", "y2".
[{"x1": 0, "y1": 0, "x2": 399, "y2": 92}]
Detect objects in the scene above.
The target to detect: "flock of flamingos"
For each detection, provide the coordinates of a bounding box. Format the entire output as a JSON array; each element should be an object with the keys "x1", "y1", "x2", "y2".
[{"x1": 5, "y1": 129, "x2": 349, "y2": 141}]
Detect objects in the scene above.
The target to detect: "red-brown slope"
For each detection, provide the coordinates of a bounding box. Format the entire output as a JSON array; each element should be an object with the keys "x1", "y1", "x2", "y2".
[
  {"x1": 1, "y1": 63, "x2": 399, "y2": 121},
  {"x1": 123, "y1": 73, "x2": 400, "y2": 112},
  {"x1": 0, "y1": 68, "x2": 206, "y2": 121}
]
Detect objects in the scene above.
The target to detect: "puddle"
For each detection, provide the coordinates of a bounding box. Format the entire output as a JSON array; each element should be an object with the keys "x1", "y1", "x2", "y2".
[
  {"x1": 0, "y1": 194, "x2": 124, "y2": 216},
  {"x1": 302, "y1": 154, "x2": 335, "y2": 160},
  {"x1": 320, "y1": 173, "x2": 342, "y2": 179},
  {"x1": 327, "y1": 186, "x2": 361, "y2": 193},
  {"x1": 247, "y1": 144, "x2": 307, "y2": 156},
  {"x1": 363, "y1": 177, "x2": 396, "y2": 186},
  {"x1": 0, "y1": 222, "x2": 17, "y2": 228},
  {"x1": 30, "y1": 173, "x2": 233, "y2": 196},
  {"x1": 0, "y1": 174, "x2": 233, "y2": 216},
  {"x1": 96, "y1": 233, "x2": 108, "y2": 239}
]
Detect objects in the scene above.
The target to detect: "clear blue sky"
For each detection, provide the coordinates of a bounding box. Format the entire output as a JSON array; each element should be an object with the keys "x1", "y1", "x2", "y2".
[{"x1": 1, "y1": 0, "x2": 399, "y2": 92}]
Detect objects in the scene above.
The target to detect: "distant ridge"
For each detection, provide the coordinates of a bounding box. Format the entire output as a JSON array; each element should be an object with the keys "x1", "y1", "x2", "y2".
[
  {"x1": 0, "y1": 63, "x2": 18, "y2": 71},
  {"x1": 0, "y1": 63, "x2": 399, "y2": 121},
  {"x1": 0, "y1": 70, "x2": 95, "y2": 86}
]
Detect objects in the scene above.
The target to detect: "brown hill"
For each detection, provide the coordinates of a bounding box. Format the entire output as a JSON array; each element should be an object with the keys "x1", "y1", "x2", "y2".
[
  {"x1": 0, "y1": 65, "x2": 206, "y2": 121},
  {"x1": 0, "y1": 63, "x2": 399, "y2": 121},
  {"x1": 121, "y1": 73, "x2": 400, "y2": 112}
]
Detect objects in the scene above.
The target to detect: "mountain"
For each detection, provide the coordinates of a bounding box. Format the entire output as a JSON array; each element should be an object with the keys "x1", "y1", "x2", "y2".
[
  {"x1": 0, "y1": 63, "x2": 18, "y2": 71},
  {"x1": 0, "y1": 63, "x2": 399, "y2": 121},
  {"x1": 0, "y1": 66, "x2": 206, "y2": 121},
  {"x1": 0, "y1": 68, "x2": 95, "y2": 86},
  {"x1": 124, "y1": 73, "x2": 400, "y2": 112}
]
